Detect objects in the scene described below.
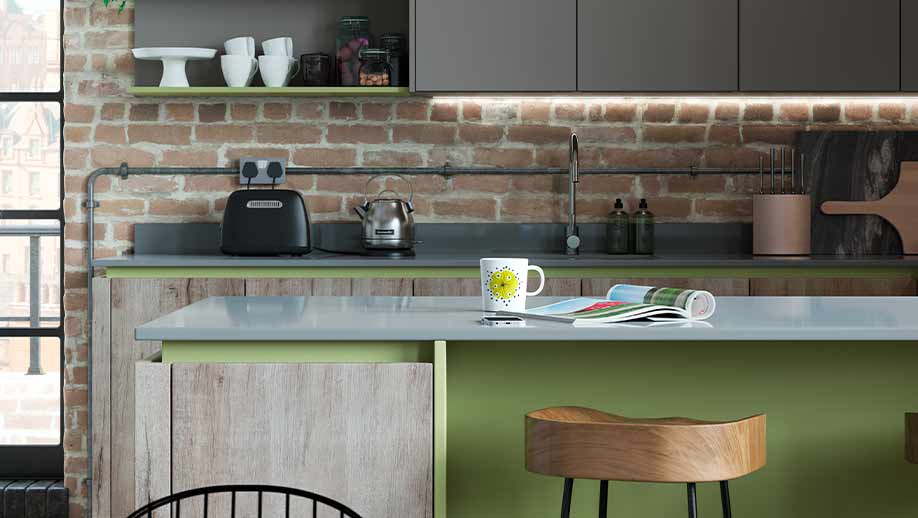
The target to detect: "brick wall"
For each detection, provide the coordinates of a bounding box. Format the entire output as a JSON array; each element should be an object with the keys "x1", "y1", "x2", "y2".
[{"x1": 60, "y1": 1, "x2": 918, "y2": 516}]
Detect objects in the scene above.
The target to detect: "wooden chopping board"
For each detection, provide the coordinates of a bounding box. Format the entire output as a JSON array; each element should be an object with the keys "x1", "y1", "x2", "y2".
[{"x1": 821, "y1": 161, "x2": 918, "y2": 254}]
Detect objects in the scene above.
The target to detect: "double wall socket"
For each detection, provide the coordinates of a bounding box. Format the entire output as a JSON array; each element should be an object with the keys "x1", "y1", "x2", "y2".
[{"x1": 239, "y1": 157, "x2": 287, "y2": 185}]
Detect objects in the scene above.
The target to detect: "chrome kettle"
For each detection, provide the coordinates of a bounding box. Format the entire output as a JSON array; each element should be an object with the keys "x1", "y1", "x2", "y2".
[{"x1": 353, "y1": 175, "x2": 415, "y2": 251}]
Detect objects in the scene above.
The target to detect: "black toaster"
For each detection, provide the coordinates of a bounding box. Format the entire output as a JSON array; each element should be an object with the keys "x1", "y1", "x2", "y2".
[{"x1": 220, "y1": 189, "x2": 311, "y2": 256}]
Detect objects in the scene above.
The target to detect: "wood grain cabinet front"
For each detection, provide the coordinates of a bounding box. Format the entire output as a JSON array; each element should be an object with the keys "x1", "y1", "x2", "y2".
[{"x1": 135, "y1": 362, "x2": 433, "y2": 518}]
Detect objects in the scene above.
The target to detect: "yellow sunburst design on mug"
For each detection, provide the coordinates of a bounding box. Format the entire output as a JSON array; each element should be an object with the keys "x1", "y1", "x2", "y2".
[{"x1": 488, "y1": 269, "x2": 520, "y2": 301}]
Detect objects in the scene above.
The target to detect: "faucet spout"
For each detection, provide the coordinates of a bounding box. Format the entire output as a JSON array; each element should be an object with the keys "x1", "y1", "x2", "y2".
[{"x1": 565, "y1": 132, "x2": 581, "y2": 255}]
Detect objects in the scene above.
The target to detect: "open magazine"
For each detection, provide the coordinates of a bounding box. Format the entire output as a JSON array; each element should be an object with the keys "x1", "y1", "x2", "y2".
[{"x1": 497, "y1": 284, "x2": 716, "y2": 325}]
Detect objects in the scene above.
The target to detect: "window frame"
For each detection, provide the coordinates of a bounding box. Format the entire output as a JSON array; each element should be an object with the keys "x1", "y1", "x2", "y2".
[{"x1": 0, "y1": 0, "x2": 65, "y2": 479}]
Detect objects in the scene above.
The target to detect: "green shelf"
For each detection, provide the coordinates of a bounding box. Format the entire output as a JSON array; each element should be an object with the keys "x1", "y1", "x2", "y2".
[{"x1": 127, "y1": 86, "x2": 412, "y2": 97}]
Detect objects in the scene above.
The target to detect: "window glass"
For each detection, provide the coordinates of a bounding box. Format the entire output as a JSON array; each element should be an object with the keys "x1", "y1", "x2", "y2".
[
  {"x1": 0, "y1": 103, "x2": 59, "y2": 209},
  {"x1": 0, "y1": 222, "x2": 60, "y2": 329},
  {"x1": 0, "y1": 0, "x2": 60, "y2": 92},
  {"x1": 0, "y1": 336, "x2": 60, "y2": 445}
]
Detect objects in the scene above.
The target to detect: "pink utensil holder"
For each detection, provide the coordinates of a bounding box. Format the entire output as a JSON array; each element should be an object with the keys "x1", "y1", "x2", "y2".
[{"x1": 753, "y1": 194, "x2": 812, "y2": 256}]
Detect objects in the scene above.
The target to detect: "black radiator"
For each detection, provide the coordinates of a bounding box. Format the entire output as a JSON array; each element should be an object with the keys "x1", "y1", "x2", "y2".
[{"x1": 0, "y1": 480, "x2": 68, "y2": 518}]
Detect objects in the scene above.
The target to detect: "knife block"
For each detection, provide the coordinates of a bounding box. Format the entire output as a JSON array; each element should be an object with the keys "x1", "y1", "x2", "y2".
[{"x1": 753, "y1": 194, "x2": 812, "y2": 256}]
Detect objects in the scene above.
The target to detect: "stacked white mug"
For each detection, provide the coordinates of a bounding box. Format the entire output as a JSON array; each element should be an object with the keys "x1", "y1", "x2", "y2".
[
  {"x1": 222, "y1": 36, "x2": 258, "y2": 87},
  {"x1": 259, "y1": 37, "x2": 299, "y2": 87}
]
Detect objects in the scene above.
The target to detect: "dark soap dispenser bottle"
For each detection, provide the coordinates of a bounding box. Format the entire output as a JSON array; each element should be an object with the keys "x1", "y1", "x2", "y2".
[
  {"x1": 633, "y1": 198, "x2": 655, "y2": 255},
  {"x1": 607, "y1": 198, "x2": 631, "y2": 254}
]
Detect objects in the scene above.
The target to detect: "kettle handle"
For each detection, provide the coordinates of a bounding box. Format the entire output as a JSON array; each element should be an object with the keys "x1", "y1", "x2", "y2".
[{"x1": 364, "y1": 174, "x2": 414, "y2": 206}]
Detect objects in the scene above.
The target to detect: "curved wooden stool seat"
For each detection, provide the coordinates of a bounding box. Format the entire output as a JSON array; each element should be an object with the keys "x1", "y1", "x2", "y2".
[
  {"x1": 526, "y1": 406, "x2": 767, "y2": 482},
  {"x1": 526, "y1": 407, "x2": 767, "y2": 518}
]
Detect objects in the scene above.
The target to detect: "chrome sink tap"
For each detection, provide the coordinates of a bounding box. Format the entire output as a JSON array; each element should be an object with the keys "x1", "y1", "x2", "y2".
[{"x1": 565, "y1": 132, "x2": 581, "y2": 255}]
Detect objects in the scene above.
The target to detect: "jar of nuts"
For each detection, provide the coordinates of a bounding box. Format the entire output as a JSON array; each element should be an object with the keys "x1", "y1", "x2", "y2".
[{"x1": 358, "y1": 48, "x2": 392, "y2": 87}]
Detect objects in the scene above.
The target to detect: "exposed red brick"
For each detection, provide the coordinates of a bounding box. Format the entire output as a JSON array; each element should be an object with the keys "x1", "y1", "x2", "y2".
[
  {"x1": 165, "y1": 103, "x2": 194, "y2": 121},
  {"x1": 231, "y1": 104, "x2": 258, "y2": 121},
  {"x1": 643, "y1": 103, "x2": 675, "y2": 123},
  {"x1": 812, "y1": 103, "x2": 841, "y2": 123},
  {"x1": 117, "y1": 176, "x2": 178, "y2": 193},
  {"x1": 458, "y1": 124, "x2": 503, "y2": 144},
  {"x1": 643, "y1": 125, "x2": 705, "y2": 143},
  {"x1": 432, "y1": 198, "x2": 497, "y2": 219},
  {"x1": 327, "y1": 124, "x2": 388, "y2": 144},
  {"x1": 263, "y1": 103, "x2": 292, "y2": 120},
  {"x1": 292, "y1": 148, "x2": 357, "y2": 167},
  {"x1": 128, "y1": 104, "x2": 159, "y2": 121},
  {"x1": 604, "y1": 103, "x2": 637, "y2": 123},
  {"x1": 184, "y1": 175, "x2": 238, "y2": 192},
  {"x1": 714, "y1": 103, "x2": 740, "y2": 121},
  {"x1": 668, "y1": 175, "x2": 727, "y2": 193},
  {"x1": 224, "y1": 147, "x2": 290, "y2": 162},
  {"x1": 510, "y1": 175, "x2": 556, "y2": 192},
  {"x1": 521, "y1": 101, "x2": 550, "y2": 123},
  {"x1": 161, "y1": 150, "x2": 219, "y2": 167},
  {"x1": 127, "y1": 125, "x2": 191, "y2": 145},
  {"x1": 330, "y1": 102, "x2": 358, "y2": 120},
  {"x1": 396, "y1": 102, "x2": 428, "y2": 121},
  {"x1": 196, "y1": 124, "x2": 254, "y2": 143},
  {"x1": 574, "y1": 127, "x2": 636, "y2": 144},
  {"x1": 100, "y1": 103, "x2": 126, "y2": 121},
  {"x1": 198, "y1": 103, "x2": 227, "y2": 123},
  {"x1": 303, "y1": 194, "x2": 343, "y2": 214},
  {"x1": 93, "y1": 124, "x2": 125, "y2": 144},
  {"x1": 95, "y1": 199, "x2": 144, "y2": 216},
  {"x1": 295, "y1": 102, "x2": 324, "y2": 120},
  {"x1": 64, "y1": 126, "x2": 91, "y2": 143},
  {"x1": 554, "y1": 102, "x2": 585, "y2": 121},
  {"x1": 676, "y1": 104, "x2": 710, "y2": 123},
  {"x1": 65, "y1": 104, "x2": 95, "y2": 123},
  {"x1": 741, "y1": 125, "x2": 797, "y2": 145},
  {"x1": 507, "y1": 125, "x2": 570, "y2": 144},
  {"x1": 845, "y1": 103, "x2": 874, "y2": 122},
  {"x1": 705, "y1": 147, "x2": 767, "y2": 168},
  {"x1": 645, "y1": 197, "x2": 692, "y2": 219},
  {"x1": 695, "y1": 198, "x2": 752, "y2": 218},
  {"x1": 91, "y1": 146, "x2": 155, "y2": 167},
  {"x1": 462, "y1": 101, "x2": 482, "y2": 121},
  {"x1": 473, "y1": 148, "x2": 533, "y2": 168},
  {"x1": 709, "y1": 125, "x2": 740, "y2": 145},
  {"x1": 778, "y1": 103, "x2": 809, "y2": 122},
  {"x1": 431, "y1": 103, "x2": 459, "y2": 122},
  {"x1": 393, "y1": 124, "x2": 456, "y2": 144},
  {"x1": 316, "y1": 174, "x2": 373, "y2": 193},
  {"x1": 602, "y1": 148, "x2": 702, "y2": 168},
  {"x1": 451, "y1": 175, "x2": 510, "y2": 193},
  {"x1": 149, "y1": 199, "x2": 210, "y2": 216},
  {"x1": 255, "y1": 124, "x2": 322, "y2": 144},
  {"x1": 501, "y1": 196, "x2": 560, "y2": 220},
  {"x1": 363, "y1": 150, "x2": 423, "y2": 167},
  {"x1": 361, "y1": 103, "x2": 391, "y2": 121},
  {"x1": 878, "y1": 103, "x2": 906, "y2": 122},
  {"x1": 743, "y1": 103, "x2": 774, "y2": 121},
  {"x1": 579, "y1": 175, "x2": 634, "y2": 194}
]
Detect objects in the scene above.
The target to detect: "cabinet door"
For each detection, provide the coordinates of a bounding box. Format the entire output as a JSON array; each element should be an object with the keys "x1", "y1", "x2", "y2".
[
  {"x1": 578, "y1": 0, "x2": 737, "y2": 91},
  {"x1": 414, "y1": 0, "x2": 576, "y2": 91},
  {"x1": 903, "y1": 1, "x2": 918, "y2": 91},
  {"x1": 582, "y1": 278, "x2": 750, "y2": 297},
  {"x1": 104, "y1": 278, "x2": 244, "y2": 518},
  {"x1": 750, "y1": 278, "x2": 916, "y2": 296},
  {"x1": 740, "y1": 0, "x2": 899, "y2": 91}
]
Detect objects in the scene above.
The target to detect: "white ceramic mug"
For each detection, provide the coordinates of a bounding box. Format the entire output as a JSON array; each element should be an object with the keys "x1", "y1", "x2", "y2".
[
  {"x1": 258, "y1": 55, "x2": 299, "y2": 87},
  {"x1": 221, "y1": 55, "x2": 258, "y2": 87},
  {"x1": 225, "y1": 36, "x2": 255, "y2": 57},
  {"x1": 479, "y1": 258, "x2": 545, "y2": 312},
  {"x1": 262, "y1": 36, "x2": 293, "y2": 57}
]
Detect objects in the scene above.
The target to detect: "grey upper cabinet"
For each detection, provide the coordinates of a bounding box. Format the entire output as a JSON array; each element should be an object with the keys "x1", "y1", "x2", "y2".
[
  {"x1": 413, "y1": 0, "x2": 576, "y2": 91},
  {"x1": 577, "y1": 0, "x2": 737, "y2": 92},
  {"x1": 903, "y1": 1, "x2": 918, "y2": 91},
  {"x1": 740, "y1": 0, "x2": 899, "y2": 92}
]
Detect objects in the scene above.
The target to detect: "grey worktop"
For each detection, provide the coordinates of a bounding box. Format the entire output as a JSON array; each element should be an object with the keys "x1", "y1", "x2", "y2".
[
  {"x1": 97, "y1": 251, "x2": 918, "y2": 268},
  {"x1": 136, "y1": 296, "x2": 918, "y2": 341}
]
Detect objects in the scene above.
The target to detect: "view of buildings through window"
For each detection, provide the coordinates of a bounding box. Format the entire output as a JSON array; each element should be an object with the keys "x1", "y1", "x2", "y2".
[{"x1": 0, "y1": 0, "x2": 63, "y2": 450}]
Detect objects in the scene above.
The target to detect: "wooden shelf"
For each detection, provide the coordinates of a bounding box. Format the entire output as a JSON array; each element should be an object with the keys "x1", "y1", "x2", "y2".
[{"x1": 127, "y1": 86, "x2": 411, "y2": 97}]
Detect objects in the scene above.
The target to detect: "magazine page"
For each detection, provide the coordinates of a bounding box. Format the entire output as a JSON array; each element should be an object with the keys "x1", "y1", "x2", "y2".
[
  {"x1": 502, "y1": 299, "x2": 690, "y2": 324},
  {"x1": 607, "y1": 284, "x2": 716, "y2": 320}
]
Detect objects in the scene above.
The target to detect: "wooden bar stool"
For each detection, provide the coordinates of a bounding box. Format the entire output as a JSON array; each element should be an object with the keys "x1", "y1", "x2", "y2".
[{"x1": 526, "y1": 407, "x2": 766, "y2": 518}]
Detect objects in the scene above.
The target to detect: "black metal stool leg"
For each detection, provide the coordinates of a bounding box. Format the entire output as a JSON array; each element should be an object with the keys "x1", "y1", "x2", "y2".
[
  {"x1": 687, "y1": 482, "x2": 698, "y2": 518},
  {"x1": 598, "y1": 480, "x2": 609, "y2": 518},
  {"x1": 561, "y1": 478, "x2": 574, "y2": 518},
  {"x1": 720, "y1": 481, "x2": 732, "y2": 518}
]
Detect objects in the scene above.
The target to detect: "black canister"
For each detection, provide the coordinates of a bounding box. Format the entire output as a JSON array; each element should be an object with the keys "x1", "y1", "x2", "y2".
[
  {"x1": 300, "y1": 53, "x2": 331, "y2": 86},
  {"x1": 379, "y1": 32, "x2": 408, "y2": 87}
]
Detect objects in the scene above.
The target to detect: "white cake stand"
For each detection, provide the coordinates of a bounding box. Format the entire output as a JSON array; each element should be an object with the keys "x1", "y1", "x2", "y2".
[{"x1": 132, "y1": 47, "x2": 217, "y2": 87}]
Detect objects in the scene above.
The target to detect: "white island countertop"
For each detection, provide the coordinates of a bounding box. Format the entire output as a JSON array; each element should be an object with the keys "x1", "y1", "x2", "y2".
[{"x1": 135, "y1": 296, "x2": 918, "y2": 342}]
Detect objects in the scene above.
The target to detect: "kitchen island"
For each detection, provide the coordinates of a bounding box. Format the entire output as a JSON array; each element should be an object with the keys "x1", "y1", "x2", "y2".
[{"x1": 127, "y1": 296, "x2": 918, "y2": 518}]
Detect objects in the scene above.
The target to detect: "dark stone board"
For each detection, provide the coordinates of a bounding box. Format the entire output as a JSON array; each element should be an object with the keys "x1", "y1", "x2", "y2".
[
  {"x1": 796, "y1": 131, "x2": 918, "y2": 255},
  {"x1": 135, "y1": 0, "x2": 409, "y2": 87}
]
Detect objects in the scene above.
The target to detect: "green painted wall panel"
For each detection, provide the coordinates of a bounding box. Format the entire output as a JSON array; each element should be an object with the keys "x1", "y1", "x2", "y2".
[
  {"x1": 105, "y1": 266, "x2": 918, "y2": 279},
  {"x1": 445, "y1": 340, "x2": 918, "y2": 518}
]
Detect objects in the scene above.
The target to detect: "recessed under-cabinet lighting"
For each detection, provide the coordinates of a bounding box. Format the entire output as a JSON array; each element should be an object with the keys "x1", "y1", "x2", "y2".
[{"x1": 430, "y1": 96, "x2": 918, "y2": 103}]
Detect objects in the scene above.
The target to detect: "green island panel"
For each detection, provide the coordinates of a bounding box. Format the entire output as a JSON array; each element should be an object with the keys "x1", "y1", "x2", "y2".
[
  {"x1": 104, "y1": 266, "x2": 918, "y2": 280},
  {"x1": 446, "y1": 340, "x2": 918, "y2": 518}
]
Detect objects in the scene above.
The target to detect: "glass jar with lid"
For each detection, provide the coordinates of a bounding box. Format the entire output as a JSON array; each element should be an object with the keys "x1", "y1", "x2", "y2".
[
  {"x1": 358, "y1": 48, "x2": 392, "y2": 86},
  {"x1": 336, "y1": 16, "x2": 370, "y2": 86},
  {"x1": 379, "y1": 33, "x2": 407, "y2": 86}
]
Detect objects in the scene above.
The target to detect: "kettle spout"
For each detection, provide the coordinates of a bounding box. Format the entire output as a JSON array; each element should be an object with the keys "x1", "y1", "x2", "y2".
[{"x1": 353, "y1": 204, "x2": 367, "y2": 220}]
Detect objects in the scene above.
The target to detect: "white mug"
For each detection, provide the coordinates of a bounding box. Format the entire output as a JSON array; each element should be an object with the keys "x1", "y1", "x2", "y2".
[
  {"x1": 262, "y1": 36, "x2": 293, "y2": 57},
  {"x1": 258, "y1": 55, "x2": 299, "y2": 87},
  {"x1": 225, "y1": 36, "x2": 255, "y2": 57},
  {"x1": 480, "y1": 258, "x2": 545, "y2": 312},
  {"x1": 221, "y1": 55, "x2": 258, "y2": 87}
]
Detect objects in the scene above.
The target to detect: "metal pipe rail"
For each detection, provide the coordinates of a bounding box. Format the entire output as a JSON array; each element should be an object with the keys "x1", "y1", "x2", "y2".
[{"x1": 81, "y1": 161, "x2": 761, "y2": 510}]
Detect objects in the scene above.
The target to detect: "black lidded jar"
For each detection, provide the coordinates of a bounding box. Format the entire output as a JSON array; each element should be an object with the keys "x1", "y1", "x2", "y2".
[
  {"x1": 300, "y1": 53, "x2": 331, "y2": 86},
  {"x1": 379, "y1": 32, "x2": 407, "y2": 87}
]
